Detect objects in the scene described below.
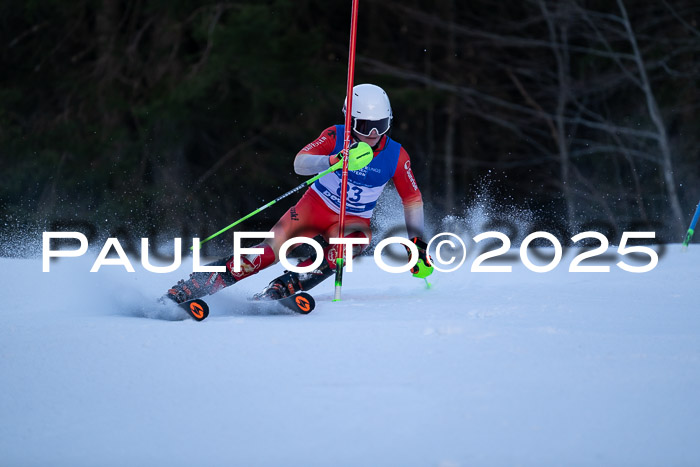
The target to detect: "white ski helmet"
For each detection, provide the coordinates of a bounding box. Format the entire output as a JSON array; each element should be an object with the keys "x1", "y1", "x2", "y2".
[{"x1": 343, "y1": 83, "x2": 393, "y2": 136}]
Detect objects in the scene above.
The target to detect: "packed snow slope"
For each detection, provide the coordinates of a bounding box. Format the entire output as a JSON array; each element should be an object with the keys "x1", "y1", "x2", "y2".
[{"x1": 1, "y1": 243, "x2": 699, "y2": 466}]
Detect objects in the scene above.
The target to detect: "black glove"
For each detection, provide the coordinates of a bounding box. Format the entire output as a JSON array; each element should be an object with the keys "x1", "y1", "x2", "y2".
[{"x1": 404, "y1": 237, "x2": 433, "y2": 278}]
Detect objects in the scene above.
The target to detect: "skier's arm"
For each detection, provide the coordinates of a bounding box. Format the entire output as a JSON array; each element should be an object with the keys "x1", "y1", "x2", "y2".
[
  {"x1": 403, "y1": 204, "x2": 425, "y2": 240},
  {"x1": 393, "y1": 148, "x2": 425, "y2": 239},
  {"x1": 294, "y1": 127, "x2": 339, "y2": 175},
  {"x1": 393, "y1": 150, "x2": 433, "y2": 277}
]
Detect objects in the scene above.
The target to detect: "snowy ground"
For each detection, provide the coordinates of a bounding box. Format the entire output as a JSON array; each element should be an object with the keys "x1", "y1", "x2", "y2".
[{"x1": 1, "y1": 241, "x2": 699, "y2": 466}]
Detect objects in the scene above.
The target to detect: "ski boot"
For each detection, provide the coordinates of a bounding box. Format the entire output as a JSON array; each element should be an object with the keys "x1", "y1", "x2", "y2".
[
  {"x1": 253, "y1": 258, "x2": 335, "y2": 301},
  {"x1": 164, "y1": 257, "x2": 237, "y2": 304},
  {"x1": 252, "y1": 271, "x2": 301, "y2": 301}
]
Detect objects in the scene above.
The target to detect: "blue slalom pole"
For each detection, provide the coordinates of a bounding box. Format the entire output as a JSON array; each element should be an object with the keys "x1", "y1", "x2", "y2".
[{"x1": 682, "y1": 200, "x2": 700, "y2": 250}]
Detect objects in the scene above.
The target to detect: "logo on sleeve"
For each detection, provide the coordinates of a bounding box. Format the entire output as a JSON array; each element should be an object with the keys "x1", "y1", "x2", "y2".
[
  {"x1": 302, "y1": 135, "x2": 328, "y2": 153},
  {"x1": 404, "y1": 160, "x2": 419, "y2": 191}
]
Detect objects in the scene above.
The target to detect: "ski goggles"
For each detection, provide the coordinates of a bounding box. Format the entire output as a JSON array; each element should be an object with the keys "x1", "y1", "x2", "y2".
[{"x1": 351, "y1": 117, "x2": 391, "y2": 137}]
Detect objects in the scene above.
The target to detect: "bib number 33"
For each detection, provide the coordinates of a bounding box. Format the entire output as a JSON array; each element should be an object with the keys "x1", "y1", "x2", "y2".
[{"x1": 337, "y1": 185, "x2": 363, "y2": 203}]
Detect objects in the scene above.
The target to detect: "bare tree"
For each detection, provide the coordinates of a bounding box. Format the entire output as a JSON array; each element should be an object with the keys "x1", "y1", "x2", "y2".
[
  {"x1": 443, "y1": 0, "x2": 458, "y2": 214},
  {"x1": 539, "y1": 0, "x2": 575, "y2": 228},
  {"x1": 616, "y1": 0, "x2": 685, "y2": 236}
]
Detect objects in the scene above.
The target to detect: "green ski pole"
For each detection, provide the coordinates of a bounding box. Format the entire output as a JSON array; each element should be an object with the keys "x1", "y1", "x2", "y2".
[
  {"x1": 191, "y1": 165, "x2": 337, "y2": 250},
  {"x1": 682, "y1": 200, "x2": 700, "y2": 250}
]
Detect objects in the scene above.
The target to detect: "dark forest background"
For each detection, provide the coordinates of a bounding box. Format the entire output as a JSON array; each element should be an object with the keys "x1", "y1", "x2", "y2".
[{"x1": 1, "y1": 0, "x2": 699, "y2": 254}]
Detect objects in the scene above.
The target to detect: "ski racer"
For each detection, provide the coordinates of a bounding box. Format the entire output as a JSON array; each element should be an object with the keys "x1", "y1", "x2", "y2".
[{"x1": 165, "y1": 83, "x2": 432, "y2": 303}]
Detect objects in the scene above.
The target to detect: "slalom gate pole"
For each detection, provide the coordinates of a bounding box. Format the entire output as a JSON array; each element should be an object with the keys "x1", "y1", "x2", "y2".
[
  {"x1": 682, "y1": 200, "x2": 700, "y2": 250},
  {"x1": 333, "y1": 0, "x2": 360, "y2": 302},
  {"x1": 191, "y1": 165, "x2": 338, "y2": 250}
]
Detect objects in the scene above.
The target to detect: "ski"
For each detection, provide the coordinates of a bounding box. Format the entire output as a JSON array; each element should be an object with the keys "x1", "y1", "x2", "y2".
[
  {"x1": 178, "y1": 298, "x2": 210, "y2": 321},
  {"x1": 163, "y1": 291, "x2": 313, "y2": 320},
  {"x1": 252, "y1": 291, "x2": 316, "y2": 314}
]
